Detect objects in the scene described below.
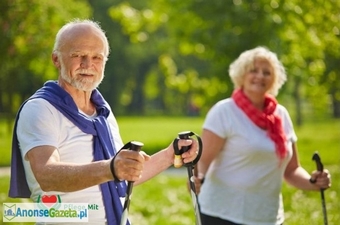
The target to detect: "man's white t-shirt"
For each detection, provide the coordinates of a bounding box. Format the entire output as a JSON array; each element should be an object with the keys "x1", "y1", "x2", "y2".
[
  {"x1": 198, "y1": 98, "x2": 297, "y2": 225},
  {"x1": 17, "y1": 98, "x2": 124, "y2": 224}
]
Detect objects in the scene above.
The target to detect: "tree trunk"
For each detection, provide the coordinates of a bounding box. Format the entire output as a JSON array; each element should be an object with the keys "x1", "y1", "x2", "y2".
[
  {"x1": 331, "y1": 91, "x2": 340, "y2": 118},
  {"x1": 293, "y1": 76, "x2": 303, "y2": 126}
]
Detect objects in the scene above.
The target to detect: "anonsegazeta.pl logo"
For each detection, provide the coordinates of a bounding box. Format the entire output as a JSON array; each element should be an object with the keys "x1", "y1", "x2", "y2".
[{"x1": 3, "y1": 195, "x2": 88, "y2": 223}]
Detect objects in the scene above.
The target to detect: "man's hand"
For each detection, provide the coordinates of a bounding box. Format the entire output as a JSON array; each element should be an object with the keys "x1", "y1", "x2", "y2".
[
  {"x1": 166, "y1": 139, "x2": 199, "y2": 166},
  {"x1": 112, "y1": 150, "x2": 150, "y2": 182}
]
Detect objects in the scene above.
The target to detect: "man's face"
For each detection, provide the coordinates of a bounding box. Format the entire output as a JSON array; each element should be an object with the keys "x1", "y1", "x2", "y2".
[{"x1": 57, "y1": 28, "x2": 107, "y2": 92}]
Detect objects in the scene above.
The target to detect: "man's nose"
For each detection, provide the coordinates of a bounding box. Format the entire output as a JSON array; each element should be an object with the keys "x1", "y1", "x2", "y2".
[{"x1": 80, "y1": 56, "x2": 92, "y2": 68}]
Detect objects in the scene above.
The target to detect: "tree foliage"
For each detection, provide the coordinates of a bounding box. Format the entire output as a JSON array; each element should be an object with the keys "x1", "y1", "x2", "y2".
[
  {"x1": 0, "y1": 0, "x2": 91, "y2": 115},
  {"x1": 1, "y1": 0, "x2": 339, "y2": 123},
  {"x1": 108, "y1": 0, "x2": 340, "y2": 122}
]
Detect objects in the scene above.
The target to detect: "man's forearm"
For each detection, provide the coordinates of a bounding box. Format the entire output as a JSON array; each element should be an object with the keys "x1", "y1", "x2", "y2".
[{"x1": 34, "y1": 160, "x2": 113, "y2": 192}]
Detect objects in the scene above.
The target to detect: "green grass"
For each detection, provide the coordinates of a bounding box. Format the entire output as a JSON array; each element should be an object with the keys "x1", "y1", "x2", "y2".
[
  {"x1": 0, "y1": 117, "x2": 339, "y2": 224},
  {"x1": 130, "y1": 172, "x2": 196, "y2": 225},
  {"x1": 116, "y1": 116, "x2": 204, "y2": 155}
]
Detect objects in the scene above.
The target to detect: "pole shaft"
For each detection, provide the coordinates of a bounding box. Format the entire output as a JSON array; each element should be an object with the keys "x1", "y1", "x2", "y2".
[
  {"x1": 119, "y1": 141, "x2": 144, "y2": 225},
  {"x1": 187, "y1": 166, "x2": 202, "y2": 225},
  {"x1": 320, "y1": 190, "x2": 328, "y2": 225},
  {"x1": 312, "y1": 152, "x2": 328, "y2": 225}
]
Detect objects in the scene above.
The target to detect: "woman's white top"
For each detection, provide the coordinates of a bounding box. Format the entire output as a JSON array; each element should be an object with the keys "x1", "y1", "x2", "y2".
[{"x1": 198, "y1": 98, "x2": 297, "y2": 225}]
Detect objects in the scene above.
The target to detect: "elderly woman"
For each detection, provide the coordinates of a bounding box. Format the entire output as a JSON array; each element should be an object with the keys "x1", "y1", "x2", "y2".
[{"x1": 196, "y1": 46, "x2": 331, "y2": 225}]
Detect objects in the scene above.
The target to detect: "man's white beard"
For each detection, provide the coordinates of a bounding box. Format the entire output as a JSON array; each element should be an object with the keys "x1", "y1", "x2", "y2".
[{"x1": 59, "y1": 61, "x2": 104, "y2": 92}]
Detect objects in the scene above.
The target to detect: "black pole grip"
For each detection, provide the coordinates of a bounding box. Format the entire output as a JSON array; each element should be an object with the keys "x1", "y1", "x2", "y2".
[
  {"x1": 129, "y1": 141, "x2": 144, "y2": 152},
  {"x1": 173, "y1": 131, "x2": 202, "y2": 168},
  {"x1": 312, "y1": 152, "x2": 324, "y2": 172},
  {"x1": 177, "y1": 131, "x2": 192, "y2": 153}
]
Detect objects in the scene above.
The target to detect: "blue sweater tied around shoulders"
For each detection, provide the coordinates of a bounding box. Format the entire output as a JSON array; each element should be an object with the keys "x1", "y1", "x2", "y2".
[{"x1": 9, "y1": 81, "x2": 128, "y2": 225}]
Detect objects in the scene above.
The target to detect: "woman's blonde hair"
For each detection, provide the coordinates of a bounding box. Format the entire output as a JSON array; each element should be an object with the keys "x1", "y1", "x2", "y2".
[{"x1": 228, "y1": 46, "x2": 287, "y2": 96}]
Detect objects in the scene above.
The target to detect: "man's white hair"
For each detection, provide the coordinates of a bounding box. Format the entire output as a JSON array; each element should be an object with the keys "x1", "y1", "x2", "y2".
[{"x1": 52, "y1": 19, "x2": 110, "y2": 58}]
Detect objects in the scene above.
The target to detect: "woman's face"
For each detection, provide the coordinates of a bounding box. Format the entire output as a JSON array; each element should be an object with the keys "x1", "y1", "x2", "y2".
[{"x1": 242, "y1": 58, "x2": 275, "y2": 96}]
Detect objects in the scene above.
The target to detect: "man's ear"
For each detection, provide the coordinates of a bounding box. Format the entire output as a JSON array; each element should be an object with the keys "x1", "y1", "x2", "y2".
[{"x1": 52, "y1": 52, "x2": 61, "y2": 68}]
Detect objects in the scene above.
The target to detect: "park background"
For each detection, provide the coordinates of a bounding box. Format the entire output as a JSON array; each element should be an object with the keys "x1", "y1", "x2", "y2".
[{"x1": 0, "y1": 0, "x2": 339, "y2": 224}]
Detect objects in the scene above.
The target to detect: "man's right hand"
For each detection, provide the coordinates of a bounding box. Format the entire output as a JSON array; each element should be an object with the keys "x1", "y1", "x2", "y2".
[{"x1": 112, "y1": 150, "x2": 150, "y2": 182}]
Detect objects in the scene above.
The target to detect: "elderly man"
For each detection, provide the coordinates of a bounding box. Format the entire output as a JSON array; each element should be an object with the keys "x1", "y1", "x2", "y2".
[{"x1": 9, "y1": 19, "x2": 198, "y2": 224}]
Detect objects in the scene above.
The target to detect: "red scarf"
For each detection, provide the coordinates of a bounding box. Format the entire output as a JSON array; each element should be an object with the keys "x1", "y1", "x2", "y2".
[{"x1": 232, "y1": 89, "x2": 287, "y2": 160}]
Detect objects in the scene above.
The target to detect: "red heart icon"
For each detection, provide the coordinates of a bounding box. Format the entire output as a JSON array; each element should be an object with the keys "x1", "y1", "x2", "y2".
[{"x1": 41, "y1": 195, "x2": 58, "y2": 207}]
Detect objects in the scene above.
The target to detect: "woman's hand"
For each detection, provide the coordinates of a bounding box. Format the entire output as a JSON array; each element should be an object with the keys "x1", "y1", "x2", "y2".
[{"x1": 309, "y1": 169, "x2": 331, "y2": 190}]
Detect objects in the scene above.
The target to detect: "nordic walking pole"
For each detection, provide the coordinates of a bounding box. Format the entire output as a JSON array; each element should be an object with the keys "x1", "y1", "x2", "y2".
[
  {"x1": 312, "y1": 152, "x2": 328, "y2": 225},
  {"x1": 173, "y1": 131, "x2": 202, "y2": 225},
  {"x1": 120, "y1": 141, "x2": 144, "y2": 225}
]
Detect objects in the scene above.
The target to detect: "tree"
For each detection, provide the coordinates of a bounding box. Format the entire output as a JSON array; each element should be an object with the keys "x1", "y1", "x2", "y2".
[
  {"x1": 2, "y1": 1, "x2": 339, "y2": 121},
  {"x1": 275, "y1": 0, "x2": 340, "y2": 122},
  {"x1": 0, "y1": 0, "x2": 91, "y2": 118},
  {"x1": 109, "y1": 0, "x2": 283, "y2": 115}
]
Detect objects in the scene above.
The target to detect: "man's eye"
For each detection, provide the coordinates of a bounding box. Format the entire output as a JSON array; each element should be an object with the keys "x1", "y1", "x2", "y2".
[{"x1": 93, "y1": 56, "x2": 103, "y2": 60}]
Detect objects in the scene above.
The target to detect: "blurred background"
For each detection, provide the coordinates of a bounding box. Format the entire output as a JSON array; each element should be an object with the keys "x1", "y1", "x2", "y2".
[{"x1": 0, "y1": 0, "x2": 340, "y2": 124}]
